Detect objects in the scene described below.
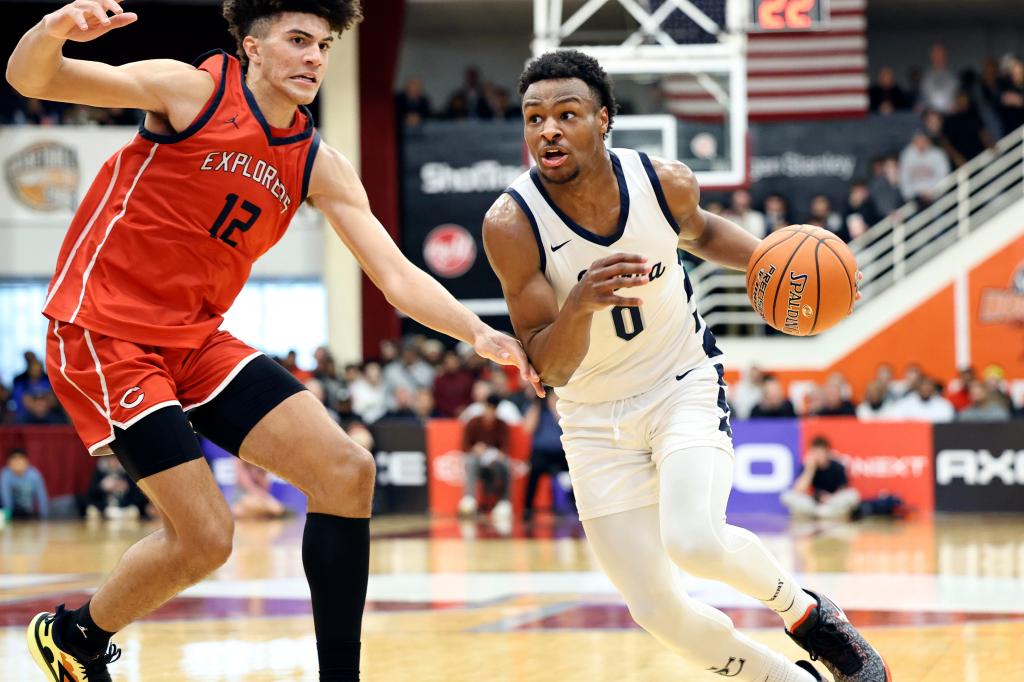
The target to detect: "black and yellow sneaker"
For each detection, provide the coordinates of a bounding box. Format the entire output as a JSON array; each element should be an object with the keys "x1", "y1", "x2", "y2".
[{"x1": 27, "y1": 605, "x2": 121, "y2": 681}]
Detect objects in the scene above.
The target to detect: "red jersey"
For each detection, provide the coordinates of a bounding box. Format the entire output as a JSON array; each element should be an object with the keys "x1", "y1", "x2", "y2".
[{"x1": 43, "y1": 50, "x2": 320, "y2": 348}]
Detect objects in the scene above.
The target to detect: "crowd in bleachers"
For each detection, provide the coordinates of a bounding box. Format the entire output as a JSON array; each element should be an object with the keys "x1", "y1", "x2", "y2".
[{"x1": 732, "y1": 362, "x2": 1024, "y2": 423}]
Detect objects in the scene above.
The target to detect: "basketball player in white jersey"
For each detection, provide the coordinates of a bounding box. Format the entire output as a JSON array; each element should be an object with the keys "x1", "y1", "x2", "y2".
[{"x1": 483, "y1": 51, "x2": 891, "y2": 682}]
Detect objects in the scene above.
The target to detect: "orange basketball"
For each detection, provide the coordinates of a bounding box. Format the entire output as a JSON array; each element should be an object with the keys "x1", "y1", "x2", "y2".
[{"x1": 745, "y1": 225, "x2": 858, "y2": 336}]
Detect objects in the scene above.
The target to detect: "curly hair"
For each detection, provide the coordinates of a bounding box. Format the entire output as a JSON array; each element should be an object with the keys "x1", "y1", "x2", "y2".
[
  {"x1": 222, "y1": 0, "x2": 363, "y2": 66},
  {"x1": 518, "y1": 50, "x2": 618, "y2": 135}
]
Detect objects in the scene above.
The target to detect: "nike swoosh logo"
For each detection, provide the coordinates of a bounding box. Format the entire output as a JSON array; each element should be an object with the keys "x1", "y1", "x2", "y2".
[
  {"x1": 676, "y1": 368, "x2": 697, "y2": 382},
  {"x1": 550, "y1": 240, "x2": 571, "y2": 252}
]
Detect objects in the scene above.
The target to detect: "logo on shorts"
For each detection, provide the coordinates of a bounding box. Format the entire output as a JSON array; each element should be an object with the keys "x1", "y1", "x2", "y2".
[{"x1": 119, "y1": 387, "x2": 145, "y2": 409}]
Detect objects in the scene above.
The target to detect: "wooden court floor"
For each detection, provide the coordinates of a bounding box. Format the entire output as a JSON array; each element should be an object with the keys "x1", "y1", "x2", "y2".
[{"x1": 2, "y1": 512, "x2": 1023, "y2": 681}]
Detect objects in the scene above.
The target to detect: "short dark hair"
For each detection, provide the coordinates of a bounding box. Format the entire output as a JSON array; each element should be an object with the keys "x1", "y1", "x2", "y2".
[
  {"x1": 518, "y1": 50, "x2": 618, "y2": 136},
  {"x1": 222, "y1": 0, "x2": 363, "y2": 66},
  {"x1": 485, "y1": 394, "x2": 502, "y2": 408},
  {"x1": 810, "y1": 436, "x2": 831, "y2": 450},
  {"x1": 6, "y1": 447, "x2": 27, "y2": 460}
]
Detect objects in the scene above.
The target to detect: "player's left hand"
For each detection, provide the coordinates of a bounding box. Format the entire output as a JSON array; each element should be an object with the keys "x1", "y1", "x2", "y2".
[{"x1": 473, "y1": 329, "x2": 545, "y2": 398}]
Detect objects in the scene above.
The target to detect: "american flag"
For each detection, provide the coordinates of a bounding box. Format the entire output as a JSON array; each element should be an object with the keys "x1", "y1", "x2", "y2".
[{"x1": 659, "y1": 0, "x2": 868, "y2": 121}]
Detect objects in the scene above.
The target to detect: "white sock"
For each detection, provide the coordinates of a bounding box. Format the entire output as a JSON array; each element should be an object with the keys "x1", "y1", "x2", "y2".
[{"x1": 771, "y1": 585, "x2": 817, "y2": 630}]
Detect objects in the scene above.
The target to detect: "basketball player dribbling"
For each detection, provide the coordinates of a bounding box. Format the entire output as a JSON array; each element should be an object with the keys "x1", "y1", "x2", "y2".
[
  {"x1": 483, "y1": 51, "x2": 891, "y2": 682},
  {"x1": 7, "y1": 1, "x2": 540, "y2": 680}
]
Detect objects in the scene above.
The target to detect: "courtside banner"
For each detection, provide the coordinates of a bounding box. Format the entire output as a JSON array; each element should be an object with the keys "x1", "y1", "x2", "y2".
[
  {"x1": 934, "y1": 422, "x2": 1024, "y2": 512},
  {"x1": 727, "y1": 419, "x2": 801, "y2": 515},
  {"x1": 401, "y1": 121, "x2": 526, "y2": 319},
  {"x1": 370, "y1": 419, "x2": 430, "y2": 514},
  {"x1": 802, "y1": 418, "x2": 934, "y2": 513}
]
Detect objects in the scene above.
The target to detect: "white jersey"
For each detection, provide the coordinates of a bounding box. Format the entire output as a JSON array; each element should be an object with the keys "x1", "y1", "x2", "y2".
[{"x1": 505, "y1": 148, "x2": 724, "y2": 403}]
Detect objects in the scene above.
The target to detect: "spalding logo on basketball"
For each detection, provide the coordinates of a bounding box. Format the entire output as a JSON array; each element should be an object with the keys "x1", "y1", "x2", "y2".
[
  {"x1": 4, "y1": 141, "x2": 79, "y2": 212},
  {"x1": 746, "y1": 224, "x2": 859, "y2": 336},
  {"x1": 423, "y1": 224, "x2": 477, "y2": 278}
]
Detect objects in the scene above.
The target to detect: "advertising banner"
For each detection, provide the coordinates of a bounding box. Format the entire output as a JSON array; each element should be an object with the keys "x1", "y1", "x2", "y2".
[
  {"x1": 801, "y1": 418, "x2": 934, "y2": 513},
  {"x1": 969, "y1": 233, "x2": 1024, "y2": 380},
  {"x1": 727, "y1": 419, "x2": 801, "y2": 516},
  {"x1": 370, "y1": 419, "x2": 430, "y2": 514},
  {"x1": 934, "y1": 423, "x2": 1024, "y2": 512},
  {"x1": 425, "y1": 419, "x2": 550, "y2": 515}
]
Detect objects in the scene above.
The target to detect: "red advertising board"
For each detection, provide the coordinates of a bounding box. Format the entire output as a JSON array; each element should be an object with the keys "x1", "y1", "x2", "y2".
[
  {"x1": 425, "y1": 419, "x2": 550, "y2": 515},
  {"x1": 801, "y1": 418, "x2": 934, "y2": 513}
]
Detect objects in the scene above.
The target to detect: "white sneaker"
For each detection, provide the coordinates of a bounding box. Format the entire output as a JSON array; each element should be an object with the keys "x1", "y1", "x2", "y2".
[
  {"x1": 457, "y1": 496, "x2": 478, "y2": 516},
  {"x1": 85, "y1": 506, "x2": 101, "y2": 521},
  {"x1": 104, "y1": 506, "x2": 124, "y2": 520},
  {"x1": 491, "y1": 500, "x2": 512, "y2": 520}
]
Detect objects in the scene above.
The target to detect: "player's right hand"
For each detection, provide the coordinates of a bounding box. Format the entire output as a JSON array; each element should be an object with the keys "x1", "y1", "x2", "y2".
[
  {"x1": 570, "y1": 253, "x2": 649, "y2": 313},
  {"x1": 43, "y1": 0, "x2": 137, "y2": 43}
]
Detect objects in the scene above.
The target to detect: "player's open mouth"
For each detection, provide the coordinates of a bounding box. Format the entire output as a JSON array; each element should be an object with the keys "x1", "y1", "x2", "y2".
[
  {"x1": 291, "y1": 75, "x2": 318, "y2": 85},
  {"x1": 540, "y1": 148, "x2": 568, "y2": 167}
]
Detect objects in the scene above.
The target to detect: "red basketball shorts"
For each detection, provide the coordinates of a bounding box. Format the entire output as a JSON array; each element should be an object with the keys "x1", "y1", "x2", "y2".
[{"x1": 46, "y1": 319, "x2": 261, "y2": 455}]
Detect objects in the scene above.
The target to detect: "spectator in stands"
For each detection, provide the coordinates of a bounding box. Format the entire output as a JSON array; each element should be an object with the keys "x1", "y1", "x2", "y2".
[
  {"x1": 458, "y1": 395, "x2": 512, "y2": 519},
  {"x1": 421, "y1": 338, "x2": 445, "y2": 367},
  {"x1": 412, "y1": 387, "x2": 442, "y2": 422},
  {"x1": 762, "y1": 194, "x2": 790, "y2": 232},
  {"x1": 395, "y1": 77, "x2": 432, "y2": 127},
  {"x1": 461, "y1": 379, "x2": 522, "y2": 425},
  {"x1": 521, "y1": 392, "x2": 569, "y2": 521},
  {"x1": 750, "y1": 375, "x2": 796, "y2": 418},
  {"x1": 843, "y1": 181, "x2": 882, "y2": 240},
  {"x1": 384, "y1": 343, "x2": 435, "y2": 404},
  {"x1": 443, "y1": 92, "x2": 469, "y2": 120},
  {"x1": 379, "y1": 339, "x2": 400, "y2": 366},
  {"x1": 433, "y1": 350, "x2": 476, "y2": 417},
  {"x1": 349, "y1": 362, "x2": 388, "y2": 424},
  {"x1": 280, "y1": 350, "x2": 313, "y2": 382},
  {"x1": 18, "y1": 388, "x2": 67, "y2": 425},
  {"x1": 869, "y1": 66, "x2": 912, "y2": 114},
  {"x1": 869, "y1": 155, "x2": 904, "y2": 217},
  {"x1": 899, "y1": 131, "x2": 950, "y2": 206},
  {"x1": 945, "y1": 366, "x2": 976, "y2": 412},
  {"x1": 80, "y1": 456, "x2": 151, "y2": 520},
  {"x1": 856, "y1": 381, "x2": 894, "y2": 421},
  {"x1": 312, "y1": 346, "x2": 346, "y2": 408},
  {"x1": 872, "y1": 362, "x2": 898, "y2": 400},
  {"x1": 891, "y1": 362, "x2": 923, "y2": 398},
  {"x1": 781, "y1": 437, "x2": 860, "y2": 520},
  {"x1": 381, "y1": 386, "x2": 419, "y2": 422},
  {"x1": 981, "y1": 364, "x2": 1015, "y2": 413},
  {"x1": 724, "y1": 189, "x2": 766, "y2": 239},
  {"x1": 704, "y1": 199, "x2": 725, "y2": 216},
  {"x1": 0, "y1": 383, "x2": 12, "y2": 425},
  {"x1": 941, "y1": 91, "x2": 993, "y2": 167},
  {"x1": 11, "y1": 354, "x2": 51, "y2": 422},
  {"x1": 958, "y1": 380, "x2": 1012, "y2": 422},
  {"x1": 918, "y1": 43, "x2": 958, "y2": 114},
  {"x1": 806, "y1": 194, "x2": 846, "y2": 241},
  {"x1": 978, "y1": 57, "x2": 1006, "y2": 135},
  {"x1": 1, "y1": 448, "x2": 49, "y2": 520},
  {"x1": 997, "y1": 57, "x2": 1024, "y2": 135},
  {"x1": 812, "y1": 383, "x2": 857, "y2": 417},
  {"x1": 922, "y1": 108, "x2": 946, "y2": 148},
  {"x1": 232, "y1": 460, "x2": 286, "y2": 520},
  {"x1": 447, "y1": 67, "x2": 492, "y2": 120},
  {"x1": 889, "y1": 377, "x2": 955, "y2": 422},
  {"x1": 304, "y1": 378, "x2": 342, "y2": 425},
  {"x1": 730, "y1": 366, "x2": 766, "y2": 420},
  {"x1": 484, "y1": 84, "x2": 519, "y2": 120}
]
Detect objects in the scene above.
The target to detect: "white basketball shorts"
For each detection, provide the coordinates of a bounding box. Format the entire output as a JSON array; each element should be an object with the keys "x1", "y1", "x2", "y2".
[{"x1": 556, "y1": 362, "x2": 734, "y2": 521}]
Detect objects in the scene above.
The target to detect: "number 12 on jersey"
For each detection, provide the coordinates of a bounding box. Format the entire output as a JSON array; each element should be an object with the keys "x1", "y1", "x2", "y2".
[{"x1": 209, "y1": 193, "x2": 261, "y2": 247}]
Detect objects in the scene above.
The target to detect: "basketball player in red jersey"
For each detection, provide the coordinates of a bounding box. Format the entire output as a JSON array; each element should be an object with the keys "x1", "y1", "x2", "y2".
[{"x1": 7, "y1": 1, "x2": 540, "y2": 680}]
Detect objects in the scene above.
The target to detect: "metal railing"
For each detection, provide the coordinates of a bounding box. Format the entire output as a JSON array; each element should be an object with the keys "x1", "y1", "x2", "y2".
[{"x1": 690, "y1": 125, "x2": 1024, "y2": 334}]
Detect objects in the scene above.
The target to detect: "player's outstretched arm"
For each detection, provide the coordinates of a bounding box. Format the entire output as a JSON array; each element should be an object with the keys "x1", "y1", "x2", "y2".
[
  {"x1": 6, "y1": 0, "x2": 211, "y2": 120},
  {"x1": 649, "y1": 156, "x2": 761, "y2": 271},
  {"x1": 308, "y1": 144, "x2": 542, "y2": 396},
  {"x1": 482, "y1": 194, "x2": 648, "y2": 387}
]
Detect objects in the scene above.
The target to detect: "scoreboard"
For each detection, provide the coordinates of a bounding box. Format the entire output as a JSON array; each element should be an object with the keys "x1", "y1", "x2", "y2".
[{"x1": 750, "y1": 0, "x2": 829, "y2": 31}]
